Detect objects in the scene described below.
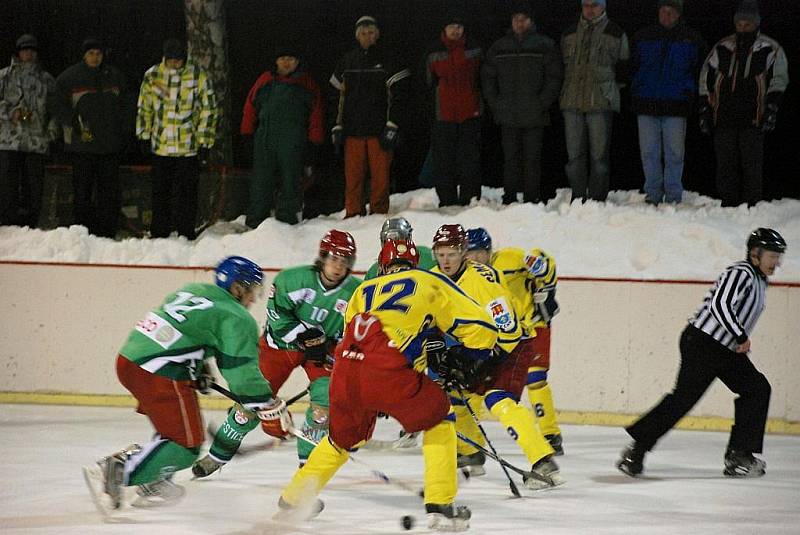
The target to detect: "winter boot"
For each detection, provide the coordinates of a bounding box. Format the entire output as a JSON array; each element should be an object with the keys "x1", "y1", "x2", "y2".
[
  {"x1": 524, "y1": 455, "x2": 565, "y2": 490},
  {"x1": 457, "y1": 451, "x2": 486, "y2": 477},
  {"x1": 616, "y1": 441, "x2": 647, "y2": 477},
  {"x1": 723, "y1": 450, "x2": 766, "y2": 478},
  {"x1": 425, "y1": 503, "x2": 471, "y2": 532}
]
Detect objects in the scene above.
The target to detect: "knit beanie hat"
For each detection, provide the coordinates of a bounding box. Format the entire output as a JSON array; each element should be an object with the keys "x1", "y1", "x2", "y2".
[
  {"x1": 734, "y1": 0, "x2": 761, "y2": 25},
  {"x1": 442, "y1": 11, "x2": 467, "y2": 29},
  {"x1": 16, "y1": 34, "x2": 38, "y2": 52},
  {"x1": 162, "y1": 38, "x2": 187, "y2": 61},
  {"x1": 81, "y1": 37, "x2": 103, "y2": 55},
  {"x1": 355, "y1": 15, "x2": 378, "y2": 37},
  {"x1": 510, "y1": 1, "x2": 533, "y2": 18},
  {"x1": 582, "y1": 0, "x2": 607, "y2": 6},
  {"x1": 658, "y1": 0, "x2": 683, "y2": 14}
]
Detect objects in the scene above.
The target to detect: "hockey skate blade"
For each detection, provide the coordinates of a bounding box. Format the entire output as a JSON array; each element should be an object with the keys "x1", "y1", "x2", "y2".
[{"x1": 82, "y1": 465, "x2": 120, "y2": 519}]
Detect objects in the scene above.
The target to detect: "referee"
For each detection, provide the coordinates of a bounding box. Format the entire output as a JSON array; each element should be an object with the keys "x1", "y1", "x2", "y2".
[{"x1": 617, "y1": 228, "x2": 787, "y2": 478}]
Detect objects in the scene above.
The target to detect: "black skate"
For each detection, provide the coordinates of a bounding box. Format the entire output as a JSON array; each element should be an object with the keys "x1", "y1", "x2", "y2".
[
  {"x1": 724, "y1": 450, "x2": 766, "y2": 478},
  {"x1": 545, "y1": 433, "x2": 564, "y2": 456},
  {"x1": 616, "y1": 441, "x2": 647, "y2": 477},
  {"x1": 457, "y1": 451, "x2": 486, "y2": 477},
  {"x1": 425, "y1": 503, "x2": 471, "y2": 532},
  {"x1": 524, "y1": 455, "x2": 565, "y2": 490}
]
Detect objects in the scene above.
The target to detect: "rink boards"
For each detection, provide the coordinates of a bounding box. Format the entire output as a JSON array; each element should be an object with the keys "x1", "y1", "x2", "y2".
[{"x1": 0, "y1": 261, "x2": 797, "y2": 433}]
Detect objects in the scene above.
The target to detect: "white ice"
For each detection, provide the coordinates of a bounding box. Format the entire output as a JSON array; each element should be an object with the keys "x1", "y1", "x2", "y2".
[{"x1": 1, "y1": 404, "x2": 798, "y2": 534}]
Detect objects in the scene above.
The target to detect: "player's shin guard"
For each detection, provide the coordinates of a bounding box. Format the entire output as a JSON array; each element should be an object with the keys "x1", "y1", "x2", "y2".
[
  {"x1": 298, "y1": 378, "x2": 331, "y2": 465},
  {"x1": 487, "y1": 394, "x2": 554, "y2": 465},
  {"x1": 527, "y1": 373, "x2": 562, "y2": 438},
  {"x1": 422, "y1": 415, "x2": 458, "y2": 506},
  {"x1": 125, "y1": 437, "x2": 200, "y2": 486},
  {"x1": 208, "y1": 405, "x2": 260, "y2": 463},
  {"x1": 281, "y1": 436, "x2": 349, "y2": 508}
]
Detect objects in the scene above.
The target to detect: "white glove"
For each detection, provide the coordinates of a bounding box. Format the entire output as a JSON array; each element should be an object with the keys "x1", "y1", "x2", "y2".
[{"x1": 256, "y1": 398, "x2": 292, "y2": 438}]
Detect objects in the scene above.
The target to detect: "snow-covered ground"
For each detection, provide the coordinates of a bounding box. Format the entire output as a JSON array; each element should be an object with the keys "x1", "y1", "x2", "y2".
[
  {"x1": 1, "y1": 404, "x2": 798, "y2": 534},
  {"x1": 1, "y1": 187, "x2": 797, "y2": 281}
]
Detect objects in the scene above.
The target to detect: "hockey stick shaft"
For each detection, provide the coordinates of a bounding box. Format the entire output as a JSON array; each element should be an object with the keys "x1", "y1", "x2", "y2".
[
  {"x1": 288, "y1": 427, "x2": 424, "y2": 498},
  {"x1": 208, "y1": 382, "x2": 309, "y2": 407},
  {"x1": 456, "y1": 432, "x2": 528, "y2": 477},
  {"x1": 455, "y1": 386, "x2": 522, "y2": 497}
]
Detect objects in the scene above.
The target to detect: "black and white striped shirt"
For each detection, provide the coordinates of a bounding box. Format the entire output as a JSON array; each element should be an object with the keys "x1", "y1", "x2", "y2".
[{"x1": 689, "y1": 261, "x2": 767, "y2": 351}]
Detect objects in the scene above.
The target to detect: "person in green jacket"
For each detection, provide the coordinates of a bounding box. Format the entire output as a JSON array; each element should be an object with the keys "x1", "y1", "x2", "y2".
[
  {"x1": 241, "y1": 47, "x2": 323, "y2": 226},
  {"x1": 82, "y1": 256, "x2": 287, "y2": 515}
]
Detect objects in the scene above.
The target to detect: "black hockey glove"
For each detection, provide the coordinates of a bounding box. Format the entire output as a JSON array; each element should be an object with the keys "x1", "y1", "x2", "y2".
[
  {"x1": 296, "y1": 327, "x2": 328, "y2": 365},
  {"x1": 435, "y1": 346, "x2": 485, "y2": 391},
  {"x1": 379, "y1": 122, "x2": 399, "y2": 151}
]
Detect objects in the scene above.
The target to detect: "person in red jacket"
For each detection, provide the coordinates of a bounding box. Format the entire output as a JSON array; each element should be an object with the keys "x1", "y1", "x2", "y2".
[
  {"x1": 241, "y1": 47, "x2": 323, "y2": 226},
  {"x1": 424, "y1": 12, "x2": 483, "y2": 207}
]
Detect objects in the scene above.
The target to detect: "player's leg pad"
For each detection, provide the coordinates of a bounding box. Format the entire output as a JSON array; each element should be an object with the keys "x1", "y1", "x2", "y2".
[
  {"x1": 487, "y1": 395, "x2": 554, "y2": 465},
  {"x1": 281, "y1": 436, "x2": 349, "y2": 509},
  {"x1": 527, "y1": 378, "x2": 562, "y2": 438},
  {"x1": 209, "y1": 405, "x2": 260, "y2": 463},
  {"x1": 422, "y1": 417, "x2": 458, "y2": 506},
  {"x1": 126, "y1": 437, "x2": 199, "y2": 486}
]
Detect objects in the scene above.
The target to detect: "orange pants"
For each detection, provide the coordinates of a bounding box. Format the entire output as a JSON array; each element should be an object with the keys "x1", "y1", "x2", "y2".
[{"x1": 344, "y1": 136, "x2": 392, "y2": 217}]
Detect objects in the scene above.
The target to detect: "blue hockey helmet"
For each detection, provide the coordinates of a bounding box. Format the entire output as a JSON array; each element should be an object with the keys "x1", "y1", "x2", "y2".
[
  {"x1": 215, "y1": 256, "x2": 263, "y2": 291},
  {"x1": 466, "y1": 228, "x2": 493, "y2": 251}
]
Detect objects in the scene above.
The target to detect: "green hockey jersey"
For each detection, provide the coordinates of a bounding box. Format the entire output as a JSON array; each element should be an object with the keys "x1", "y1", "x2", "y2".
[
  {"x1": 265, "y1": 265, "x2": 362, "y2": 350},
  {"x1": 119, "y1": 282, "x2": 272, "y2": 407},
  {"x1": 363, "y1": 245, "x2": 436, "y2": 280}
]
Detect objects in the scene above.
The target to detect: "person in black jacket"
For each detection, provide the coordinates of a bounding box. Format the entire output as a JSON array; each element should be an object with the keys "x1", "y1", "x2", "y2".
[
  {"x1": 330, "y1": 16, "x2": 410, "y2": 218},
  {"x1": 482, "y1": 2, "x2": 562, "y2": 205},
  {"x1": 630, "y1": 0, "x2": 705, "y2": 205},
  {"x1": 698, "y1": 0, "x2": 789, "y2": 207},
  {"x1": 618, "y1": 228, "x2": 786, "y2": 479},
  {"x1": 55, "y1": 38, "x2": 129, "y2": 238}
]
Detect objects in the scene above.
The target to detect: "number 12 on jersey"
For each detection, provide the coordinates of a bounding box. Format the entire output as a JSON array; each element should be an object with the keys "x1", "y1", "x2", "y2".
[{"x1": 361, "y1": 278, "x2": 417, "y2": 313}]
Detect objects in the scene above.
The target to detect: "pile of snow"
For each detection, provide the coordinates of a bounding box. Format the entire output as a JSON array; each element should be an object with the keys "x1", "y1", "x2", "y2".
[{"x1": 1, "y1": 187, "x2": 797, "y2": 281}]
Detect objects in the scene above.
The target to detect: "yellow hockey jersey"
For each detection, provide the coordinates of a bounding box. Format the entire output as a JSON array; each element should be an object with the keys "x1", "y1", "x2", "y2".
[
  {"x1": 432, "y1": 260, "x2": 522, "y2": 354},
  {"x1": 491, "y1": 247, "x2": 559, "y2": 332},
  {"x1": 345, "y1": 267, "x2": 499, "y2": 369}
]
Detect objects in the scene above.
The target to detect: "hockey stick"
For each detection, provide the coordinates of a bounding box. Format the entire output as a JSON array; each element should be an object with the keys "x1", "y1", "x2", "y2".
[
  {"x1": 288, "y1": 426, "x2": 425, "y2": 498},
  {"x1": 207, "y1": 381, "x2": 309, "y2": 408},
  {"x1": 455, "y1": 385, "x2": 522, "y2": 498}
]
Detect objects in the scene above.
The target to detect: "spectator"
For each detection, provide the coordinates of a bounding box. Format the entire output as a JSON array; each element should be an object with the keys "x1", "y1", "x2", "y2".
[
  {"x1": 136, "y1": 38, "x2": 217, "y2": 240},
  {"x1": 482, "y1": 2, "x2": 562, "y2": 205},
  {"x1": 55, "y1": 37, "x2": 127, "y2": 238},
  {"x1": 241, "y1": 47, "x2": 323, "y2": 227},
  {"x1": 631, "y1": 0, "x2": 705, "y2": 206},
  {"x1": 424, "y1": 11, "x2": 483, "y2": 207},
  {"x1": 0, "y1": 34, "x2": 57, "y2": 228},
  {"x1": 330, "y1": 16, "x2": 411, "y2": 218},
  {"x1": 699, "y1": 0, "x2": 789, "y2": 207},
  {"x1": 560, "y1": 0, "x2": 629, "y2": 203}
]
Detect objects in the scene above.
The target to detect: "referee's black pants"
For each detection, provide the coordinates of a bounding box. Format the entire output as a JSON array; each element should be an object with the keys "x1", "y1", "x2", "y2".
[{"x1": 626, "y1": 325, "x2": 771, "y2": 454}]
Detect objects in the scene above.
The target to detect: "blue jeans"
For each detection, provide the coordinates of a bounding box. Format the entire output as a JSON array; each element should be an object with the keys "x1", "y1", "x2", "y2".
[
  {"x1": 563, "y1": 110, "x2": 613, "y2": 202},
  {"x1": 638, "y1": 115, "x2": 687, "y2": 204}
]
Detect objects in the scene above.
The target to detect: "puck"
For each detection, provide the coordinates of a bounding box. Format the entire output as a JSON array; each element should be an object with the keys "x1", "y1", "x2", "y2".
[{"x1": 401, "y1": 515, "x2": 415, "y2": 530}]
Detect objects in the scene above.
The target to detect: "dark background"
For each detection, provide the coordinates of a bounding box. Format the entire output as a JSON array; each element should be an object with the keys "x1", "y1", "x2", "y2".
[{"x1": 3, "y1": 0, "x2": 799, "y2": 212}]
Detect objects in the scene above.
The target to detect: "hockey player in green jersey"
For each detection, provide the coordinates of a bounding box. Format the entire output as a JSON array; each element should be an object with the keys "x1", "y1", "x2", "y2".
[
  {"x1": 193, "y1": 230, "x2": 362, "y2": 476},
  {"x1": 364, "y1": 216, "x2": 436, "y2": 279},
  {"x1": 83, "y1": 256, "x2": 288, "y2": 515}
]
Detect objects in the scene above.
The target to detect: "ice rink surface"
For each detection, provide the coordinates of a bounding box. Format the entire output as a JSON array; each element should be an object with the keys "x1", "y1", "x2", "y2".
[{"x1": 1, "y1": 404, "x2": 798, "y2": 534}]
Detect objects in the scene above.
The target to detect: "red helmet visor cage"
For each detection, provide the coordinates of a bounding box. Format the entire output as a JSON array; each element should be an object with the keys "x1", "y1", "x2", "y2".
[
  {"x1": 378, "y1": 239, "x2": 420, "y2": 269},
  {"x1": 319, "y1": 230, "x2": 357, "y2": 267}
]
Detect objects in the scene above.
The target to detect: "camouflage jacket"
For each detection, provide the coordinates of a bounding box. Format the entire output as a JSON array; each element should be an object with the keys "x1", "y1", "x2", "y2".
[{"x1": 0, "y1": 57, "x2": 58, "y2": 154}]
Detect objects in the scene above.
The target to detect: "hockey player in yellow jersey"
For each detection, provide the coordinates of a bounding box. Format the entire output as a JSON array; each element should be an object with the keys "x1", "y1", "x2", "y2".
[
  {"x1": 278, "y1": 238, "x2": 499, "y2": 531},
  {"x1": 432, "y1": 224, "x2": 564, "y2": 489},
  {"x1": 465, "y1": 227, "x2": 564, "y2": 455}
]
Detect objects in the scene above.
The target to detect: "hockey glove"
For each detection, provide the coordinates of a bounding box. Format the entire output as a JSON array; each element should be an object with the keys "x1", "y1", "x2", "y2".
[
  {"x1": 257, "y1": 397, "x2": 292, "y2": 438},
  {"x1": 379, "y1": 122, "x2": 399, "y2": 151},
  {"x1": 296, "y1": 327, "x2": 328, "y2": 366},
  {"x1": 762, "y1": 104, "x2": 779, "y2": 133}
]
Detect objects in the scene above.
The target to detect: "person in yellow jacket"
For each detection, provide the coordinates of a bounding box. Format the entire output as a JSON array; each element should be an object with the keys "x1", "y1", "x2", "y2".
[
  {"x1": 277, "y1": 237, "x2": 498, "y2": 531},
  {"x1": 465, "y1": 227, "x2": 564, "y2": 455},
  {"x1": 432, "y1": 224, "x2": 563, "y2": 489}
]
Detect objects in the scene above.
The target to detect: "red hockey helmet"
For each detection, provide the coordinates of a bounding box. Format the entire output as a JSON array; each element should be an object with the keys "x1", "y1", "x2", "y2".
[
  {"x1": 319, "y1": 229, "x2": 357, "y2": 265},
  {"x1": 378, "y1": 238, "x2": 420, "y2": 271},
  {"x1": 432, "y1": 224, "x2": 467, "y2": 249}
]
